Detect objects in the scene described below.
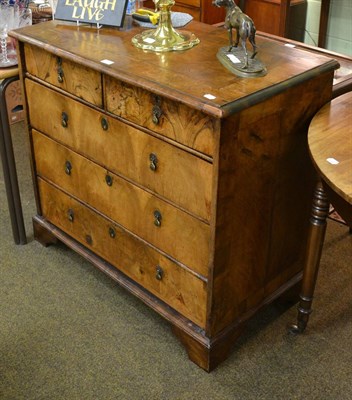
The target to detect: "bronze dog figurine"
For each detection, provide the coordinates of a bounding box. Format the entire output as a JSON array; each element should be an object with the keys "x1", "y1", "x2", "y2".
[{"x1": 213, "y1": 0, "x2": 257, "y2": 68}]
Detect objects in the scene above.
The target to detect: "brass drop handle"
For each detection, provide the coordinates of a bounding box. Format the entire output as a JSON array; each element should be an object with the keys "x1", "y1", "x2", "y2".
[
  {"x1": 155, "y1": 266, "x2": 164, "y2": 281},
  {"x1": 149, "y1": 153, "x2": 158, "y2": 171},
  {"x1": 154, "y1": 210, "x2": 162, "y2": 227},
  {"x1": 109, "y1": 227, "x2": 116, "y2": 238},
  {"x1": 67, "y1": 209, "x2": 74, "y2": 222},
  {"x1": 105, "y1": 174, "x2": 113, "y2": 186},
  {"x1": 61, "y1": 112, "x2": 68, "y2": 128},
  {"x1": 58, "y1": 69, "x2": 64, "y2": 83},
  {"x1": 101, "y1": 117, "x2": 109, "y2": 131},
  {"x1": 85, "y1": 235, "x2": 92, "y2": 245},
  {"x1": 152, "y1": 105, "x2": 162, "y2": 125},
  {"x1": 65, "y1": 160, "x2": 72, "y2": 175},
  {"x1": 151, "y1": 95, "x2": 163, "y2": 125},
  {"x1": 57, "y1": 57, "x2": 64, "y2": 83}
]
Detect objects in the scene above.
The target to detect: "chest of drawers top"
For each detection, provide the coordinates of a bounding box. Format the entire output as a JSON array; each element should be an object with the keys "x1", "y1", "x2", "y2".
[{"x1": 11, "y1": 20, "x2": 337, "y2": 118}]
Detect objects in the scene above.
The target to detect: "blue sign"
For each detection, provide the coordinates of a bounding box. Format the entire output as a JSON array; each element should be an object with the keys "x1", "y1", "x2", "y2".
[{"x1": 55, "y1": 0, "x2": 128, "y2": 27}]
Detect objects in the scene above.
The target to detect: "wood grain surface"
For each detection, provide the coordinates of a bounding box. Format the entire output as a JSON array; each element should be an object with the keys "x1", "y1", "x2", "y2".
[
  {"x1": 13, "y1": 20, "x2": 339, "y2": 371},
  {"x1": 38, "y1": 178, "x2": 208, "y2": 327},
  {"x1": 32, "y1": 130, "x2": 211, "y2": 276},
  {"x1": 25, "y1": 79, "x2": 213, "y2": 221},
  {"x1": 24, "y1": 43, "x2": 102, "y2": 107},
  {"x1": 11, "y1": 20, "x2": 338, "y2": 116},
  {"x1": 308, "y1": 92, "x2": 352, "y2": 205}
]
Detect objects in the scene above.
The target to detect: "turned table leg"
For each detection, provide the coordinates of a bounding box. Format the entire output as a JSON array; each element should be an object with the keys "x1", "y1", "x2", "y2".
[
  {"x1": 0, "y1": 75, "x2": 27, "y2": 244},
  {"x1": 289, "y1": 181, "x2": 329, "y2": 334}
]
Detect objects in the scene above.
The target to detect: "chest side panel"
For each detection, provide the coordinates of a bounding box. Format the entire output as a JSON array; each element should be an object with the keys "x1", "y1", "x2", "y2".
[{"x1": 208, "y1": 71, "x2": 334, "y2": 335}]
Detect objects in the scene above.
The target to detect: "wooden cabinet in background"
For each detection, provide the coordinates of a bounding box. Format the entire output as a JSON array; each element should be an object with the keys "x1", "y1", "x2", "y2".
[
  {"x1": 12, "y1": 20, "x2": 338, "y2": 372},
  {"x1": 243, "y1": 0, "x2": 307, "y2": 38},
  {"x1": 143, "y1": 0, "x2": 226, "y2": 24}
]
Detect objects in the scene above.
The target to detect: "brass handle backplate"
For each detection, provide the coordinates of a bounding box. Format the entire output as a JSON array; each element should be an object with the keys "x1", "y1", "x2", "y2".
[
  {"x1": 105, "y1": 174, "x2": 113, "y2": 186},
  {"x1": 67, "y1": 208, "x2": 74, "y2": 222},
  {"x1": 65, "y1": 160, "x2": 72, "y2": 175},
  {"x1": 101, "y1": 117, "x2": 108, "y2": 131},
  {"x1": 149, "y1": 153, "x2": 158, "y2": 171},
  {"x1": 61, "y1": 112, "x2": 68, "y2": 128},
  {"x1": 152, "y1": 106, "x2": 162, "y2": 125},
  {"x1": 58, "y1": 69, "x2": 64, "y2": 83},
  {"x1": 57, "y1": 57, "x2": 64, "y2": 83},
  {"x1": 152, "y1": 95, "x2": 163, "y2": 125},
  {"x1": 155, "y1": 266, "x2": 164, "y2": 281},
  {"x1": 154, "y1": 210, "x2": 162, "y2": 227},
  {"x1": 85, "y1": 235, "x2": 93, "y2": 245}
]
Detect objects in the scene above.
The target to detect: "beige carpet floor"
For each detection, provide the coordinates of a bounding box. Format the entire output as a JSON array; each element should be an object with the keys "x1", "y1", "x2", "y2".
[{"x1": 1, "y1": 122, "x2": 352, "y2": 399}]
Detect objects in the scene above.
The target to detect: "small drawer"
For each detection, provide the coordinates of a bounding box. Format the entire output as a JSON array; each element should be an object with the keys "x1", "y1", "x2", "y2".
[
  {"x1": 24, "y1": 44, "x2": 102, "y2": 107},
  {"x1": 33, "y1": 131, "x2": 210, "y2": 276},
  {"x1": 26, "y1": 79, "x2": 212, "y2": 221},
  {"x1": 38, "y1": 179, "x2": 207, "y2": 328},
  {"x1": 104, "y1": 75, "x2": 218, "y2": 157}
]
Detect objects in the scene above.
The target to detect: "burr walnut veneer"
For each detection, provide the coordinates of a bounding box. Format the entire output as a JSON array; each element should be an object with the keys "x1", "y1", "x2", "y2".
[{"x1": 11, "y1": 20, "x2": 338, "y2": 371}]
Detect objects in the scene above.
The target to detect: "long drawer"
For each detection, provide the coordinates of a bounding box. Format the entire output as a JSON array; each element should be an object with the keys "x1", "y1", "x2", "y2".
[
  {"x1": 26, "y1": 79, "x2": 213, "y2": 222},
  {"x1": 32, "y1": 130, "x2": 210, "y2": 276},
  {"x1": 24, "y1": 44, "x2": 103, "y2": 107},
  {"x1": 38, "y1": 178, "x2": 207, "y2": 328}
]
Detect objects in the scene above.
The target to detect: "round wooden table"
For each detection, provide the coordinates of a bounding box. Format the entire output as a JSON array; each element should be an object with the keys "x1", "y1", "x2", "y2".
[{"x1": 290, "y1": 91, "x2": 352, "y2": 333}]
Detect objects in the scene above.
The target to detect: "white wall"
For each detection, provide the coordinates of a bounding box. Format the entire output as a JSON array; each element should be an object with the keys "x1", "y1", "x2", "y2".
[{"x1": 304, "y1": 0, "x2": 352, "y2": 56}]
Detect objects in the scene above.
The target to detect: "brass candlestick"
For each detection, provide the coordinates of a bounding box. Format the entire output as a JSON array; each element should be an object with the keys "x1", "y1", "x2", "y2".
[{"x1": 132, "y1": 0, "x2": 199, "y2": 52}]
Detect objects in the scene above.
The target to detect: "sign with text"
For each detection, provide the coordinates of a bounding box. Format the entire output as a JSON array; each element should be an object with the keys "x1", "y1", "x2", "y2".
[{"x1": 55, "y1": 0, "x2": 128, "y2": 27}]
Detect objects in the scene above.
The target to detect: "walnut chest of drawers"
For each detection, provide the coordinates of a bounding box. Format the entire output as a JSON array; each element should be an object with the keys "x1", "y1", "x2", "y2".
[{"x1": 11, "y1": 20, "x2": 338, "y2": 371}]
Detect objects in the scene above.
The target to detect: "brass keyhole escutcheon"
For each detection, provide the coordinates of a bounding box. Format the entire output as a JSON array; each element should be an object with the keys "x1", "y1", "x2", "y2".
[
  {"x1": 67, "y1": 209, "x2": 74, "y2": 222},
  {"x1": 101, "y1": 117, "x2": 109, "y2": 131},
  {"x1": 109, "y1": 227, "x2": 116, "y2": 238},
  {"x1": 155, "y1": 266, "x2": 164, "y2": 281},
  {"x1": 85, "y1": 235, "x2": 93, "y2": 245},
  {"x1": 154, "y1": 210, "x2": 162, "y2": 227},
  {"x1": 65, "y1": 160, "x2": 72, "y2": 175},
  {"x1": 149, "y1": 153, "x2": 158, "y2": 171},
  {"x1": 61, "y1": 112, "x2": 68, "y2": 128},
  {"x1": 105, "y1": 174, "x2": 113, "y2": 186}
]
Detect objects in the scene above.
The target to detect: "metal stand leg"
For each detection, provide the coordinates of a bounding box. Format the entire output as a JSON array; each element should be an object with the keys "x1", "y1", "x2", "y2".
[
  {"x1": 289, "y1": 181, "x2": 329, "y2": 333},
  {"x1": 0, "y1": 75, "x2": 27, "y2": 244}
]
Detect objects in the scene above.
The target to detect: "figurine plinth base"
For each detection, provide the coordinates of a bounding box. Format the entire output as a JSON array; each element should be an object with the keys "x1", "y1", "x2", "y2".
[
  {"x1": 132, "y1": 28, "x2": 199, "y2": 52},
  {"x1": 217, "y1": 47, "x2": 267, "y2": 78}
]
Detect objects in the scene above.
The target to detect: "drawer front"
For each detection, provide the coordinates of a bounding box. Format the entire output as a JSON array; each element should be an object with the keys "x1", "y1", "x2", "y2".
[
  {"x1": 26, "y1": 79, "x2": 212, "y2": 221},
  {"x1": 38, "y1": 178, "x2": 207, "y2": 328},
  {"x1": 104, "y1": 75, "x2": 218, "y2": 157},
  {"x1": 24, "y1": 44, "x2": 102, "y2": 107},
  {"x1": 33, "y1": 131, "x2": 210, "y2": 276}
]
